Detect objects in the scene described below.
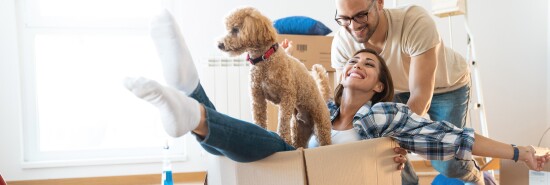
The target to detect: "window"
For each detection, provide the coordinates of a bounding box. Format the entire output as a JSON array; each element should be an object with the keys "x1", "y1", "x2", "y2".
[{"x1": 18, "y1": 0, "x2": 188, "y2": 168}]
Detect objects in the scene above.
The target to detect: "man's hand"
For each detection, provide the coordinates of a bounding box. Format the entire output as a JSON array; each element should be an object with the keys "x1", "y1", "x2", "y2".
[
  {"x1": 280, "y1": 39, "x2": 294, "y2": 55},
  {"x1": 394, "y1": 147, "x2": 408, "y2": 170}
]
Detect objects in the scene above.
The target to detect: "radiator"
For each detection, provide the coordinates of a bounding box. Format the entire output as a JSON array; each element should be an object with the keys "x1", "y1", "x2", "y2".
[{"x1": 198, "y1": 56, "x2": 253, "y2": 122}]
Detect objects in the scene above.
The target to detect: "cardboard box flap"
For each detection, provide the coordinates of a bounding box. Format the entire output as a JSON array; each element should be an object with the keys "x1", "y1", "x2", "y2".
[
  {"x1": 304, "y1": 137, "x2": 401, "y2": 185},
  {"x1": 236, "y1": 148, "x2": 307, "y2": 185},
  {"x1": 208, "y1": 148, "x2": 307, "y2": 185}
]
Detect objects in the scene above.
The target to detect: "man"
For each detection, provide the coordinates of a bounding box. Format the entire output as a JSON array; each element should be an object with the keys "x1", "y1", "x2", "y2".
[{"x1": 331, "y1": 0, "x2": 478, "y2": 184}]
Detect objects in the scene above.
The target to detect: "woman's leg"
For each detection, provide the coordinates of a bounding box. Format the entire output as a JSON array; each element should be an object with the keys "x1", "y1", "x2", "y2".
[
  {"x1": 124, "y1": 77, "x2": 201, "y2": 138},
  {"x1": 125, "y1": 77, "x2": 295, "y2": 162},
  {"x1": 150, "y1": 10, "x2": 221, "y2": 154},
  {"x1": 185, "y1": 82, "x2": 223, "y2": 155},
  {"x1": 198, "y1": 106, "x2": 295, "y2": 162},
  {"x1": 150, "y1": 9, "x2": 199, "y2": 95},
  {"x1": 188, "y1": 82, "x2": 215, "y2": 110},
  {"x1": 151, "y1": 9, "x2": 220, "y2": 111}
]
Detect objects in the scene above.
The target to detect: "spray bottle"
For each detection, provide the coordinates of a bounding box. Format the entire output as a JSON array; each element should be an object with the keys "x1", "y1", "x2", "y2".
[{"x1": 162, "y1": 142, "x2": 173, "y2": 185}]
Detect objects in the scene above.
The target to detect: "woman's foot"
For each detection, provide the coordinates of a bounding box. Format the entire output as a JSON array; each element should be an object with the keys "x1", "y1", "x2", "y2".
[
  {"x1": 150, "y1": 10, "x2": 199, "y2": 95},
  {"x1": 124, "y1": 77, "x2": 200, "y2": 137}
]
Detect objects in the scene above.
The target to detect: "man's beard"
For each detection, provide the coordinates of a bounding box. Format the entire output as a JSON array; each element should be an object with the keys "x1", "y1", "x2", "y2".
[
  {"x1": 350, "y1": 25, "x2": 376, "y2": 43},
  {"x1": 348, "y1": 11, "x2": 379, "y2": 43}
]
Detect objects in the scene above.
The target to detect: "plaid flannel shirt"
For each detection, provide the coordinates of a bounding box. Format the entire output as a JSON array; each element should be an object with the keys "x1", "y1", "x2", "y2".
[{"x1": 327, "y1": 101, "x2": 475, "y2": 161}]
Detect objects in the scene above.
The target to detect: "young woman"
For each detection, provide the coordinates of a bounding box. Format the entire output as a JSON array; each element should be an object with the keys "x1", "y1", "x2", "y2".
[{"x1": 125, "y1": 10, "x2": 549, "y2": 174}]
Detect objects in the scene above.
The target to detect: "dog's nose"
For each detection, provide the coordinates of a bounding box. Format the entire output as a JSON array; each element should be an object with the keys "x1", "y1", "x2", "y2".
[{"x1": 218, "y1": 42, "x2": 225, "y2": 50}]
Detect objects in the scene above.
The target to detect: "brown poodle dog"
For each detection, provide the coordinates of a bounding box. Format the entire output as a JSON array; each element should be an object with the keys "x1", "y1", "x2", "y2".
[{"x1": 217, "y1": 7, "x2": 331, "y2": 148}]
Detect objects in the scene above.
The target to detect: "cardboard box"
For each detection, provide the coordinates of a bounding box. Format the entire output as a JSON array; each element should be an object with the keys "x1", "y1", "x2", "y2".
[
  {"x1": 276, "y1": 34, "x2": 334, "y2": 72},
  {"x1": 500, "y1": 147, "x2": 550, "y2": 185},
  {"x1": 207, "y1": 148, "x2": 307, "y2": 185},
  {"x1": 207, "y1": 137, "x2": 401, "y2": 185},
  {"x1": 304, "y1": 138, "x2": 402, "y2": 185}
]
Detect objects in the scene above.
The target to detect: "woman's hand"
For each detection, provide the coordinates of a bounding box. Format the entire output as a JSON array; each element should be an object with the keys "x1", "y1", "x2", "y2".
[
  {"x1": 533, "y1": 151, "x2": 550, "y2": 170},
  {"x1": 519, "y1": 145, "x2": 550, "y2": 171},
  {"x1": 280, "y1": 39, "x2": 294, "y2": 55},
  {"x1": 393, "y1": 147, "x2": 408, "y2": 170}
]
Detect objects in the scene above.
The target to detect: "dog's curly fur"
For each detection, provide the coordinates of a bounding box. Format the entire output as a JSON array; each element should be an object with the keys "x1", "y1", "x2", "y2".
[{"x1": 217, "y1": 7, "x2": 331, "y2": 148}]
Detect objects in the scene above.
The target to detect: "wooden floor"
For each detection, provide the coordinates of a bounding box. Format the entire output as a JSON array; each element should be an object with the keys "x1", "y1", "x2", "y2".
[{"x1": 7, "y1": 172, "x2": 206, "y2": 185}]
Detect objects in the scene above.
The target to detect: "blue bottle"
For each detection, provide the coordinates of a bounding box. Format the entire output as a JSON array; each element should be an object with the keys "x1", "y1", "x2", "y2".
[{"x1": 162, "y1": 144, "x2": 173, "y2": 185}]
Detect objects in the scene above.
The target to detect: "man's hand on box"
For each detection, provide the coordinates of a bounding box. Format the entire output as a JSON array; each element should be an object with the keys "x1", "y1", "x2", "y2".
[
  {"x1": 280, "y1": 39, "x2": 294, "y2": 55},
  {"x1": 393, "y1": 147, "x2": 408, "y2": 170}
]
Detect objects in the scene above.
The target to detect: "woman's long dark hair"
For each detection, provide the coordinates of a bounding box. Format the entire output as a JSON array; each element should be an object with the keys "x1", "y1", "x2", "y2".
[{"x1": 334, "y1": 48, "x2": 394, "y2": 106}]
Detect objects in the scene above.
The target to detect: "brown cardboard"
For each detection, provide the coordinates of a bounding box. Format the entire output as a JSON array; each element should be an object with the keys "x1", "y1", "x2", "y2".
[
  {"x1": 207, "y1": 148, "x2": 307, "y2": 185},
  {"x1": 304, "y1": 137, "x2": 401, "y2": 185},
  {"x1": 500, "y1": 147, "x2": 550, "y2": 185},
  {"x1": 276, "y1": 34, "x2": 334, "y2": 72},
  {"x1": 207, "y1": 137, "x2": 401, "y2": 185}
]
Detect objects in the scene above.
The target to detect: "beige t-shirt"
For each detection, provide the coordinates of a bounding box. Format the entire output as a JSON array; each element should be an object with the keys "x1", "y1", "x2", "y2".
[{"x1": 331, "y1": 5, "x2": 469, "y2": 94}]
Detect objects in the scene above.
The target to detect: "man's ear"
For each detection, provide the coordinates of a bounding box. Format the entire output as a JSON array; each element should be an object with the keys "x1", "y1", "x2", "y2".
[{"x1": 374, "y1": 81, "x2": 384, "y2": 93}]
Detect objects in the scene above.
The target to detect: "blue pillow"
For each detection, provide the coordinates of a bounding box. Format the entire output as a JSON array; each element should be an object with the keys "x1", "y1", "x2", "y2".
[{"x1": 273, "y1": 16, "x2": 332, "y2": 35}]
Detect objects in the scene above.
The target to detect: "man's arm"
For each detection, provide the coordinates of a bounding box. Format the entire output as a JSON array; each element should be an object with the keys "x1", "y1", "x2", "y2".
[{"x1": 407, "y1": 47, "x2": 437, "y2": 116}]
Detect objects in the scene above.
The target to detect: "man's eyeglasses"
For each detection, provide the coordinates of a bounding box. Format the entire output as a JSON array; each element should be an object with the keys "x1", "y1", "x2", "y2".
[{"x1": 334, "y1": 0, "x2": 376, "y2": 27}]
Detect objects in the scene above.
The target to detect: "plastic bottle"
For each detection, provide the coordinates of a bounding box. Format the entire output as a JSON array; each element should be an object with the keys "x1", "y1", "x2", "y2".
[{"x1": 162, "y1": 144, "x2": 174, "y2": 185}]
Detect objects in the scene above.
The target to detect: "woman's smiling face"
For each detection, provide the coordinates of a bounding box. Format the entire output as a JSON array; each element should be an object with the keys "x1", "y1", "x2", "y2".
[{"x1": 341, "y1": 51, "x2": 384, "y2": 94}]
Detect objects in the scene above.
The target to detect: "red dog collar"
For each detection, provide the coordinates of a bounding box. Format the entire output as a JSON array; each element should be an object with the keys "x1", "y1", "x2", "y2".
[{"x1": 247, "y1": 43, "x2": 279, "y2": 65}]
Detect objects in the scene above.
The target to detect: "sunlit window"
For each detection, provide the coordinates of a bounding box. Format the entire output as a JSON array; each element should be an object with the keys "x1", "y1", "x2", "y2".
[{"x1": 19, "y1": 0, "x2": 186, "y2": 166}]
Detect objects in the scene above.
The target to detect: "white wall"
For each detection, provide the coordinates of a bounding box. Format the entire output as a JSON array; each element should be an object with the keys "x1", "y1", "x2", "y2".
[
  {"x1": 467, "y1": 0, "x2": 548, "y2": 145},
  {"x1": 1, "y1": 0, "x2": 549, "y2": 181}
]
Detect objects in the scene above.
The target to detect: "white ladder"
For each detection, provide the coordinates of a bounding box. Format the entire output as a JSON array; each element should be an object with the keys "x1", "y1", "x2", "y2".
[
  {"x1": 430, "y1": 0, "x2": 491, "y2": 151},
  {"x1": 428, "y1": 0, "x2": 491, "y2": 147}
]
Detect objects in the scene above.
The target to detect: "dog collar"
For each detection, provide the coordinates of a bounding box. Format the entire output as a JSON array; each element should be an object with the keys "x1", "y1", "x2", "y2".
[{"x1": 247, "y1": 43, "x2": 279, "y2": 65}]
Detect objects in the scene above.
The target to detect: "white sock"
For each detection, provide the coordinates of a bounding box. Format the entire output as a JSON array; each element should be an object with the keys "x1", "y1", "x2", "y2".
[
  {"x1": 124, "y1": 77, "x2": 201, "y2": 137},
  {"x1": 150, "y1": 9, "x2": 199, "y2": 95}
]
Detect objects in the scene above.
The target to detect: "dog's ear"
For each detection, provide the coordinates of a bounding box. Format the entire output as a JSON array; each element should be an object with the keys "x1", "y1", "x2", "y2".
[{"x1": 241, "y1": 10, "x2": 277, "y2": 47}]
